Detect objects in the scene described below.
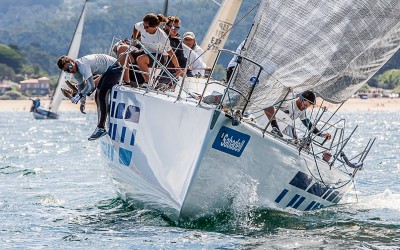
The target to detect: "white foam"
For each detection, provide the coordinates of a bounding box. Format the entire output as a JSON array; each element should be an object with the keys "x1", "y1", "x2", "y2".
[{"x1": 343, "y1": 189, "x2": 400, "y2": 211}]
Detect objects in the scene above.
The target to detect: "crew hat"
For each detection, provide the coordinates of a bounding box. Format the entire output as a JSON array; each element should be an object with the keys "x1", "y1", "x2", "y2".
[{"x1": 183, "y1": 31, "x2": 195, "y2": 40}]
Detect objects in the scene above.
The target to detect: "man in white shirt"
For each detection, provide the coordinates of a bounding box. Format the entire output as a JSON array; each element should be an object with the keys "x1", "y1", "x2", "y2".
[
  {"x1": 132, "y1": 13, "x2": 183, "y2": 85},
  {"x1": 264, "y1": 90, "x2": 332, "y2": 140},
  {"x1": 226, "y1": 40, "x2": 245, "y2": 82},
  {"x1": 182, "y1": 31, "x2": 207, "y2": 76}
]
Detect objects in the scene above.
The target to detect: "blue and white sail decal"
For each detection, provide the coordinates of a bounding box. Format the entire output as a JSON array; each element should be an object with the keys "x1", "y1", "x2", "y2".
[
  {"x1": 274, "y1": 171, "x2": 343, "y2": 211},
  {"x1": 107, "y1": 89, "x2": 141, "y2": 167},
  {"x1": 212, "y1": 126, "x2": 250, "y2": 157}
]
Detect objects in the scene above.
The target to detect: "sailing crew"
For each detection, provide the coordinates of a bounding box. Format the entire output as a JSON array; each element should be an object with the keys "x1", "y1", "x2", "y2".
[
  {"x1": 57, "y1": 54, "x2": 122, "y2": 141},
  {"x1": 264, "y1": 90, "x2": 332, "y2": 140},
  {"x1": 226, "y1": 40, "x2": 245, "y2": 82},
  {"x1": 30, "y1": 98, "x2": 41, "y2": 112},
  {"x1": 182, "y1": 31, "x2": 205, "y2": 61},
  {"x1": 115, "y1": 13, "x2": 183, "y2": 87},
  {"x1": 162, "y1": 16, "x2": 188, "y2": 78},
  {"x1": 182, "y1": 31, "x2": 208, "y2": 76}
]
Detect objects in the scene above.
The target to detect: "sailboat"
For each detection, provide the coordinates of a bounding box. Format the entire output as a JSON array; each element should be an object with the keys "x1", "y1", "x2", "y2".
[
  {"x1": 32, "y1": 0, "x2": 88, "y2": 119},
  {"x1": 100, "y1": 0, "x2": 400, "y2": 219}
]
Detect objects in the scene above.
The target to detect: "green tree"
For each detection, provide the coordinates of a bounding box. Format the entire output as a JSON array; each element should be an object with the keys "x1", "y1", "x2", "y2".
[
  {"x1": 0, "y1": 44, "x2": 24, "y2": 71},
  {"x1": 23, "y1": 44, "x2": 58, "y2": 75},
  {"x1": 0, "y1": 63, "x2": 16, "y2": 80},
  {"x1": 377, "y1": 69, "x2": 400, "y2": 89},
  {"x1": 0, "y1": 90, "x2": 25, "y2": 100},
  {"x1": 359, "y1": 83, "x2": 370, "y2": 91}
]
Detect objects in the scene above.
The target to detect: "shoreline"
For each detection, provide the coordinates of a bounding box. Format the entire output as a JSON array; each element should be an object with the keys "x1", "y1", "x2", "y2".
[
  {"x1": 322, "y1": 98, "x2": 400, "y2": 113},
  {"x1": 0, "y1": 98, "x2": 399, "y2": 112},
  {"x1": 0, "y1": 100, "x2": 97, "y2": 112}
]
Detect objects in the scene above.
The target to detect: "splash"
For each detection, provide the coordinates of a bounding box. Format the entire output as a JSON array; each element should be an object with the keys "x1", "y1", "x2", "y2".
[
  {"x1": 345, "y1": 189, "x2": 400, "y2": 211},
  {"x1": 223, "y1": 172, "x2": 260, "y2": 229}
]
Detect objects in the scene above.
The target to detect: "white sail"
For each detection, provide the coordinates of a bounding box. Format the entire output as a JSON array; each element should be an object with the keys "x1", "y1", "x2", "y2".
[
  {"x1": 200, "y1": 0, "x2": 243, "y2": 66},
  {"x1": 232, "y1": 0, "x2": 400, "y2": 109},
  {"x1": 49, "y1": 0, "x2": 88, "y2": 113}
]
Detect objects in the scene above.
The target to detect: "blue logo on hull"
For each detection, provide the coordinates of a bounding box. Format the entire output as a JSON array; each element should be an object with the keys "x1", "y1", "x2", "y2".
[{"x1": 212, "y1": 126, "x2": 250, "y2": 157}]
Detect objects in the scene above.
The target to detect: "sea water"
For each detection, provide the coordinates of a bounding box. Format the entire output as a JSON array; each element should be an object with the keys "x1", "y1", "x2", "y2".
[{"x1": 1, "y1": 110, "x2": 399, "y2": 249}]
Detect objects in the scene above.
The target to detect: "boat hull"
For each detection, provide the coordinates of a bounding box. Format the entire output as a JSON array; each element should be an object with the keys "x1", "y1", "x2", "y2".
[
  {"x1": 101, "y1": 86, "x2": 353, "y2": 219},
  {"x1": 32, "y1": 108, "x2": 59, "y2": 120}
]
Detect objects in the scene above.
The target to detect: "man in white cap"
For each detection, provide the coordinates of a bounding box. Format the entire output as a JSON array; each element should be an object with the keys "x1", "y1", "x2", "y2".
[
  {"x1": 183, "y1": 31, "x2": 205, "y2": 60},
  {"x1": 182, "y1": 31, "x2": 207, "y2": 76}
]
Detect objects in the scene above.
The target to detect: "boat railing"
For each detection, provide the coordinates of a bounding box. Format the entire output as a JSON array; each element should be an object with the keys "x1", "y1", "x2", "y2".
[
  {"x1": 109, "y1": 37, "x2": 224, "y2": 101},
  {"x1": 275, "y1": 106, "x2": 375, "y2": 177},
  {"x1": 237, "y1": 89, "x2": 373, "y2": 178},
  {"x1": 197, "y1": 49, "x2": 263, "y2": 109}
]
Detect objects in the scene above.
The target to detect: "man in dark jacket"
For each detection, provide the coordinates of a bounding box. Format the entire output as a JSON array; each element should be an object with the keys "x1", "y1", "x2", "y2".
[{"x1": 161, "y1": 16, "x2": 190, "y2": 82}]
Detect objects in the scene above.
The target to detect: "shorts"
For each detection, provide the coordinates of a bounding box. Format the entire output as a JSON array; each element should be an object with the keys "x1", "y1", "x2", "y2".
[{"x1": 130, "y1": 48, "x2": 167, "y2": 66}]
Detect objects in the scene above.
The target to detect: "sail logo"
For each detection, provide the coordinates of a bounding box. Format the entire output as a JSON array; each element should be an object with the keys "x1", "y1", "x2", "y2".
[{"x1": 212, "y1": 126, "x2": 250, "y2": 157}]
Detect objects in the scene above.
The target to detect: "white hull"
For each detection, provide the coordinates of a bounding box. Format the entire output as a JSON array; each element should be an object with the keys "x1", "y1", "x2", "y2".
[
  {"x1": 32, "y1": 107, "x2": 59, "y2": 120},
  {"x1": 101, "y1": 85, "x2": 353, "y2": 219}
]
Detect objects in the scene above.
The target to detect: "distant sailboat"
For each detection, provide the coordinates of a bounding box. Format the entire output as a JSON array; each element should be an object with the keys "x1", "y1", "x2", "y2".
[{"x1": 32, "y1": 0, "x2": 88, "y2": 119}]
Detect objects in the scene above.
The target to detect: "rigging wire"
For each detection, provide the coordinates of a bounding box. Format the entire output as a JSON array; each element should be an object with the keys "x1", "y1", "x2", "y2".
[
  {"x1": 303, "y1": 156, "x2": 353, "y2": 190},
  {"x1": 210, "y1": 0, "x2": 221, "y2": 6}
]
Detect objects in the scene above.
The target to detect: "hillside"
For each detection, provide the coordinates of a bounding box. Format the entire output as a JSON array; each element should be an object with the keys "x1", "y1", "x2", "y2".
[
  {"x1": 0, "y1": 0, "x2": 399, "y2": 88},
  {"x1": 0, "y1": 0, "x2": 258, "y2": 75}
]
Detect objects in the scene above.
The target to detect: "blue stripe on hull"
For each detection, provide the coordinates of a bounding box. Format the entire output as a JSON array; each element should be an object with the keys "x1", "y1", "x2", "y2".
[
  {"x1": 286, "y1": 194, "x2": 300, "y2": 207},
  {"x1": 305, "y1": 201, "x2": 316, "y2": 211},
  {"x1": 292, "y1": 197, "x2": 306, "y2": 209},
  {"x1": 275, "y1": 189, "x2": 289, "y2": 203}
]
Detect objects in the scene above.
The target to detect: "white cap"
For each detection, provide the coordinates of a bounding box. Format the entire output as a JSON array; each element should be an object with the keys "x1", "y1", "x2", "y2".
[{"x1": 183, "y1": 31, "x2": 195, "y2": 40}]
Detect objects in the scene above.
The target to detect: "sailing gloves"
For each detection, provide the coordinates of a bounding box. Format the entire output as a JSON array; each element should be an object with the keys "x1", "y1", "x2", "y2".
[{"x1": 70, "y1": 93, "x2": 83, "y2": 104}]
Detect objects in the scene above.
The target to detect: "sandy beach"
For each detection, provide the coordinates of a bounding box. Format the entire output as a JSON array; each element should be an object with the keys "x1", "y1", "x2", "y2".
[
  {"x1": 0, "y1": 98, "x2": 399, "y2": 113},
  {"x1": 323, "y1": 98, "x2": 400, "y2": 112}
]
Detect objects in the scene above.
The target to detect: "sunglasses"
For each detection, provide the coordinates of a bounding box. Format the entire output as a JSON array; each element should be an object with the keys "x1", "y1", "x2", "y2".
[
  {"x1": 144, "y1": 25, "x2": 155, "y2": 29},
  {"x1": 65, "y1": 63, "x2": 73, "y2": 73},
  {"x1": 171, "y1": 26, "x2": 180, "y2": 30}
]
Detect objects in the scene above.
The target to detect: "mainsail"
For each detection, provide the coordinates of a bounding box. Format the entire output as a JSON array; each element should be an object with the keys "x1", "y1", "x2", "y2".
[
  {"x1": 232, "y1": 0, "x2": 400, "y2": 109},
  {"x1": 49, "y1": 0, "x2": 88, "y2": 113}
]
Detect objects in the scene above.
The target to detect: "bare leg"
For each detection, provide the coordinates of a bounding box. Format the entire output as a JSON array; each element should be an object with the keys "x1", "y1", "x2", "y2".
[
  {"x1": 137, "y1": 54, "x2": 150, "y2": 83},
  {"x1": 264, "y1": 106, "x2": 280, "y2": 131},
  {"x1": 117, "y1": 45, "x2": 135, "y2": 83},
  {"x1": 264, "y1": 107, "x2": 275, "y2": 120}
]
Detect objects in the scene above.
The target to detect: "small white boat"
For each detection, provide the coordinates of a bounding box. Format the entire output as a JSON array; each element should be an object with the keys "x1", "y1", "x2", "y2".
[
  {"x1": 32, "y1": 0, "x2": 88, "y2": 119},
  {"x1": 100, "y1": 0, "x2": 400, "y2": 219}
]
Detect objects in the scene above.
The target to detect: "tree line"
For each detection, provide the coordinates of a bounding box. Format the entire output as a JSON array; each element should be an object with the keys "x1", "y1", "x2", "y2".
[{"x1": 0, "y1": 0, "x2": 399, "y2": 92}]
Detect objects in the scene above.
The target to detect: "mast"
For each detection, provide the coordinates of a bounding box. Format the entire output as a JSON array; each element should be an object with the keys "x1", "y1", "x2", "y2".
[
  {"x1": 49, "y1": 0, "x2": 88, "y2": 113},
  {"x1": 162, "y1": 0, "x2": 168, "y2": 16},
  {"x1": 200, "y1": 0, "x2": 243, "y2": 66}
]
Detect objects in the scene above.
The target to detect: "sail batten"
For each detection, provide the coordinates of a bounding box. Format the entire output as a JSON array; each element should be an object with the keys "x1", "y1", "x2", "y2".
[{"x1": 232, "y1": 0, "x2": 400, "y2": 108}]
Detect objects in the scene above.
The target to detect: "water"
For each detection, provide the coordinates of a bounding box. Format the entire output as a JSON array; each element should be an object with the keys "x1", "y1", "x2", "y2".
[{"x1": 1, "y1": 111, "x2": 399, "y2": 249}]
